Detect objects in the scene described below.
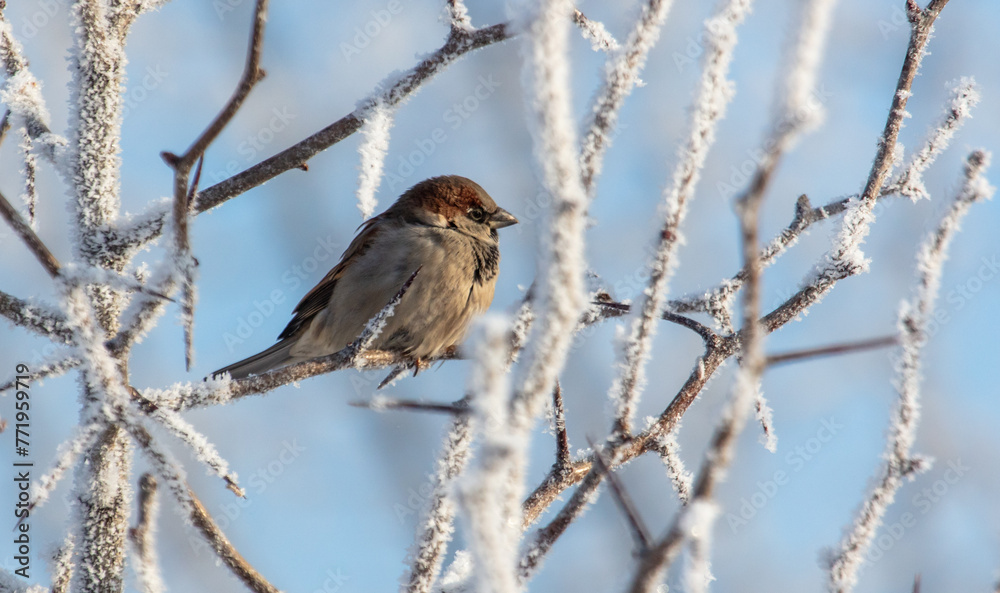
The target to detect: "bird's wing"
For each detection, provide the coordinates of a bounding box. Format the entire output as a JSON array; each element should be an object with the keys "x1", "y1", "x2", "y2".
[{"x1": 276, "y1": 216, "x2": 383, "y2": 340}]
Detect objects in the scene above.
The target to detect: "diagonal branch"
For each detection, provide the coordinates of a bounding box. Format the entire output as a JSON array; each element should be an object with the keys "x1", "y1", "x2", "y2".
[{"x1": 106, "y1": 22, "x2": 511, "y2": 256}]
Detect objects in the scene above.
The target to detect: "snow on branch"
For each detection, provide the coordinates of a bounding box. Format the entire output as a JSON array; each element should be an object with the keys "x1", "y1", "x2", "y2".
[
  {"x1": 573, "y1": 9, "x2": 621, "y2": 53},
  {"x1": 128, "y1": 474, "x2": 165, "y2": 593},
  {"x1": 512, "y1": 0, "x2": 588, "y2": 424},
  {"x1": 827, "y1": 149, "x2": 993, "y2": 593},
  {"x1": 894, "y1": 77, "x2": 980, "y2": 201},
  {"x1": 0, "y1": 290, "x2": 73, "y2": 342},
  {"x1": 609, "y1": 0, "x2": 751, "y2": 436},
  {"x1": 827, "y1": 0, "x2": 948, "y2": 274},
  {"x1": 456, "y1": 316, "x2": 519, "y2": 593},
  {"x1": 402, "y1": 406, "x2": 474, "y2": 593},
  {"x1": 355, "y1": 99, "x2": 394, "y2": 219},
  {"x1": 579, "y1": 0, "x2": 674, "y2": 195},
  {"x1": 445, "y1": 0, "x2": 474, "y2": 32},
  {"x1": 106, "y1": 22, "x2": 511, "y2": 256}
]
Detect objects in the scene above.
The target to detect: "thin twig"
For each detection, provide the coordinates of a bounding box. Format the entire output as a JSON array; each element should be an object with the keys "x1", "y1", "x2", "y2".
[
  {"x1": 0, "y1": 188, "x2": 61, "y2": 277},
  {"x1": 187, "y1": 486, "x2": 281, "y2": 593},
  {"x1": 588, "y1": 437, "x2": 651, "y2": 554},
  {"x1": 350, "y1": 397, "x2": 468, "y2": 415},
  {"x1": 106, "y1": 23, "x2": 511, "y2": 255},
  {"x1": 129, "y1": 473, "x2": 164, "y2": 593},
  {"x1": 552, "y1": 382, "x2": 570, "y2": 469},
  {"x1": 766, "y1": 335, "x2": 898, "y2": 367},
  {"x1": 827, "y1": 148, "x2": 989, "y2": 593},
  {"x1": 161, "y1": 0, "x2": 269, "y2": 371}
]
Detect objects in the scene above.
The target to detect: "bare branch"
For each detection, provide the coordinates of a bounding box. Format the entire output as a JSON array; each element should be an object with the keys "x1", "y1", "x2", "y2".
[
  {"x1": 766, "y1": 335, "x2": 898, "y2": 367},
  {"x1": 589, "y1": 437, "x2": 652, "y2": 554},
  {"x1": 162, "y1": 0, "x2": 269, "y2": 370},
  {"x1": 0, "y1": 188, "x2": 61, "y2": 277},
  {"x1": 187, "y1": 486, "x2": 281, "y2": 593}
]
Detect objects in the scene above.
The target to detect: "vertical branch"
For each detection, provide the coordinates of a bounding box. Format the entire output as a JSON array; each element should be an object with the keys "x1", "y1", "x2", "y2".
[
  {"x1": 457, "y1": 317, "x2": 518, "y2": 593},
  {"x1": 161, "y1": 0, "x2": 268, "y2": 370},
  {"x1": 579, "y1": 0, "x2": 674, "y2": 196},
  {"x1": 827, "y1": 150, "x2": 993, "y2": 593},
  {"x1": 128, "y1": 474, "x2": 164, "y2": 593},
  {"x1": 403, "y1": 406, "x2": 475, "y2": 593},
  {"x1": 355, "y1": 99, "x2": 394, "y2": 220},
  {"x1": 610, "y1": 0, "x2": 752, "y2": 437},
  {"x1": 829, "y1": 0, "x2": 950, "y2": 272}
]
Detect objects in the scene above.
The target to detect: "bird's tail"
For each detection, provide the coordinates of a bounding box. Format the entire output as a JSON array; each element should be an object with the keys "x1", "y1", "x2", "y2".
[{"x1": 213, "y1": 339, "x2": 297, "y2": 380}]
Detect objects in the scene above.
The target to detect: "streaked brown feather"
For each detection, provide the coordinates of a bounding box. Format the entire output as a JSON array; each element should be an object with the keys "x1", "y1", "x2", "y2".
[{"x1": 277, "y1": 215, "x2": 383, "y2": 340}]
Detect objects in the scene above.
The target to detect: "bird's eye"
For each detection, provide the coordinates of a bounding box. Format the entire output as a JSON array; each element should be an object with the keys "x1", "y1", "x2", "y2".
[{"x1": 468, "y1": 207, "x2": 486, "y2": 223}]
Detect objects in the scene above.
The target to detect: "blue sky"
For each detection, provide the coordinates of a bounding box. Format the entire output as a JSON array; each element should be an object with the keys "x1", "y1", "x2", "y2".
[{"x1": 1, "y1": 0, "x2": 999, "y2": 591}]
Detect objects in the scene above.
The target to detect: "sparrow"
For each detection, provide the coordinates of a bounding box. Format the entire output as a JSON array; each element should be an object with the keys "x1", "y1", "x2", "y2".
[{"x1": 214, "y1": 175, "x2": 518, "y2": 379}]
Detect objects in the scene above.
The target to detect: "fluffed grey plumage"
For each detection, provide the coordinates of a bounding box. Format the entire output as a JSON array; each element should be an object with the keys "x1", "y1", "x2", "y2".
[{"x1": 214, "y1": 175, "x2": 517, "y2": 379}]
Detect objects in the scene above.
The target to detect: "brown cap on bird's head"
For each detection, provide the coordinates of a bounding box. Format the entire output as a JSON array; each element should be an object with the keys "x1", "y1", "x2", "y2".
[{"x1": 391, "y1": 175, "x2": 518, "y2": 229}]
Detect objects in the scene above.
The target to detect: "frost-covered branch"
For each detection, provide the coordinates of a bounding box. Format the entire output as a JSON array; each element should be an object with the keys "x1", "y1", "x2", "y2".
[
  {"x1": 457, "y1": 317, "x2": 519, "y2": 593},
  {"x1": 579, "y1": 0, "x2": 673, "y2": 195},
  {"x1": 402, "y1": 405, "x2": 474, "y2": 593},
  {"x1": 572, "y1": 10, "x2": 620, "y2": 53},
  {"x1": 672, "y1": 71, "x2": 975, "y2": 321},
  {"x1": 0, "y1": 13, "x2": 67, "y2": 169},
  {"x1": 894, "y1": 77, "x2": 980, "y2": 201},
  {"x1": 128, "y1": 474, "x2": 165, "y2": 593},
  {"x1": 355, "y1": 99, "x2": 394, "y2": 219},
  {"x1": 106, "y1": 22, "x2": 512, "y2": 255},
  {"x1": 827, "y1": 149, "x2": 993, "y2": 593},
  {"x1": 0, "y1": 188, "x2": 61, "y2": 277},
  {"x1": 0, "y1": 290, "x2": 73, "y2": 342},
  {"x1": 826, "y1": 0, "x2": 949, "y2": 276},
  {"x1": 609, "y1": 0, "x2": 750, "y2": 437},
  {"x1": 508, "y1": 0, "x2": 589, "y2": 526}
]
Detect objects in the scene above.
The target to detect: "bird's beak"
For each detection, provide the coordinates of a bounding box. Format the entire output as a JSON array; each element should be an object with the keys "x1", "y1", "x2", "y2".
[{"x1": 489, "y1": 207, "x2": 518, "y2": 229}]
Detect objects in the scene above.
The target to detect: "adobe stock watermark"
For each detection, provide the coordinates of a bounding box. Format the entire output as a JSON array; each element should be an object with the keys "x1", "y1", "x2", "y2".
[
  {"x1": 864, "y1": 458, "x2": 970, "y2": 563},
  {"x1": 726, "y1": 416, "x2": 844, "y2": 533},
  {"x1": 311, "y1": 568, "x2": 350, "y2": 593},
  {"x1": 670, "y1": 17, "x2": 734, "y2": 73},
  {"x1": 876, "y1": 4, "x2": 909, "y2": 40},
  {"x1": 384, "y1": 74, "x2": 502, "y2": 191},
  {"x1": 186, "y1": 439, "x2": 307, "y2": 556},
  {"x1": 213, "y1": 0, "x2": 251, "y2": 21},
  {"x1": 208, "y1": 106, "x2": 297, "y2": 185},
  {"x1": 122, "y1": 65, "x2": 169, "y2": 119},
  {"x1": 15, "y1": 0, "x2": 71, "y2": 39},
  {"x1": 221, "y1": 234, "x2": 340, "y2": 352},
  {"x1": 340, "y1": 0, "x2": 404, "y2": 62},
  {"x1": 924, "y1": 252, "x2": 1000, "y2": 339},
  {"x1": 716, "y1": 84, "x2": 834, "y2": 200}
]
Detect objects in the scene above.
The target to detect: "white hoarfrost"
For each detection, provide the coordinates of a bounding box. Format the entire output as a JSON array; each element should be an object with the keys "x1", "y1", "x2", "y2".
[
  {"x1": 356, "y1": 99, "x2": 394, "y2": 219},
  {"x1": 609, "y1": 0, "x2": 751, "y2": 434},
  {"x1": 895, "y1": 77, "x2": 981, "y2": 201},
  {"x1": 828, "y1": 151, "x2": 993, "y2": 593},
  {"x1": 573, "y1": 10, "x2": 621, "y2": 53},
  {"x1": 511, "y1": 0, "x2": 588, "y2": 431},
  {"x1": 456, "y1": 315, "x2": 518, "y2": 593},
  {"x1": 579, "y1": 0, "x2": 674, "y2": 194}
]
